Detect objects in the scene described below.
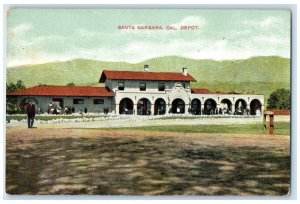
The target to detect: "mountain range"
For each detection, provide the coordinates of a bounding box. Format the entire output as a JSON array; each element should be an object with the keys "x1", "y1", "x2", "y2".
[{"x1": 7, "y1": 56, "x2": 290, "y2": 99}]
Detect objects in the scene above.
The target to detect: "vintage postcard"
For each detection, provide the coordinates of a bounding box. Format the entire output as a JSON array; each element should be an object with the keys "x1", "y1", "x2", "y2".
[{"x1": 5, "y1": 8, "x2": 291, "y2": 196}]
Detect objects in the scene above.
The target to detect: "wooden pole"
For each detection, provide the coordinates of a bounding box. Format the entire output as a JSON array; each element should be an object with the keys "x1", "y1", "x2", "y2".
[{"x1": 269, "y1": 114, "x2": 274, "y2": 135}]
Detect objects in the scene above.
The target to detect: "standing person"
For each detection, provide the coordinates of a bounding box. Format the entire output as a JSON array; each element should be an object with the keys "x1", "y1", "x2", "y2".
[
  {"x1": 71, "y1": 106, "x2": 75, "y2": 114},
  {"x1": 26, "y1": 101, "x2": 36, "y2": 128}
]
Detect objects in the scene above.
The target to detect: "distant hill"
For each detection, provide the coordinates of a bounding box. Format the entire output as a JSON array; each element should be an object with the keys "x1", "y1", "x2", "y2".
[{"x1": 7, "y1": 56, "x2": 290, "y2": 98}]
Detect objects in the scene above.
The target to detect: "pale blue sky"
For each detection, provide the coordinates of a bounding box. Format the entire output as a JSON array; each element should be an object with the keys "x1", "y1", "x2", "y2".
[{"x1": 7, "y1": 9, "x2": 291, "y2": 67}]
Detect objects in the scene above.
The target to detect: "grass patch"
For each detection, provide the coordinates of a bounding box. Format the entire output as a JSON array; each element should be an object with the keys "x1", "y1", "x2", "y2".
[{"x1": 111, "y1": 122, "x2": 290, "y2": 136}]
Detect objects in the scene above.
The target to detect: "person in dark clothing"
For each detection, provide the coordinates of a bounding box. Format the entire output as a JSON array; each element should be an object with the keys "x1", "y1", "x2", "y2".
[
  {"x1": 71, "y1": 106, "x2": 75, "y2": 113},
  {"x1": 84, "y1": 107, "x2": 87, "y2": 114},
  {"x1": 26, "y1": 101, "x2": 36, "y2": 128}
]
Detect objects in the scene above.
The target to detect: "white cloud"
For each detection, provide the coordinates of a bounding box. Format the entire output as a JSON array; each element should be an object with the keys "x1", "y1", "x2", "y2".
[
  {"x1": 259, "y1": 17, "x2": 279, "y2": 27},
  {"x1": 7, "y1": 54, "x2": 57, "y2": 67},
  {"x1": 6, "y1": 15, "x2": 290, "y2": 67},
  {"x1": 7, "y1": 32, "x2": 66, "y2": 67},
  {"x1": 243, "y1": 16, "x2": 286, "y2": 30},
  {"x1": 6, "y1": 32, "x2": 290, "y2": 67},
  {"x1": 76, "y1": 28, "x2": 102, "y2": 38},
  {"x1": 9, "y1": 23, "x2": 33, "y2": 35},
  {"x1": 171, "y1": 16, "x2": 206, "y2": 28}
]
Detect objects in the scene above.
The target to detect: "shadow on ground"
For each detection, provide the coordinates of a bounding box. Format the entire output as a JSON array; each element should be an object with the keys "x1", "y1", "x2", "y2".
[{"x1": 6, "y1": 136, "x2": 290, "y2": 195}]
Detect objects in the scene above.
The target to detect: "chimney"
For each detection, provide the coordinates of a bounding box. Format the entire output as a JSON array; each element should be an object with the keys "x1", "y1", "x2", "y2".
[
  {"x1": 144, "y1": 64, "x2": 149, "y2": 72},
  {"x1": 182, "y1": 67, "x2": 187, "y2": 76}
]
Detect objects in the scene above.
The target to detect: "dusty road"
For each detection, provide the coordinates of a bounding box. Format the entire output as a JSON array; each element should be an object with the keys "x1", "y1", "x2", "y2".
[{"x1": 6, "y1": 127, "x2": 290, "y2": 195}]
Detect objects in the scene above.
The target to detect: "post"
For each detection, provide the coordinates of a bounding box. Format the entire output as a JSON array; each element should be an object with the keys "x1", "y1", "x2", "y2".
[
  {"x1": 269, "y1": 114, "x2": 274, "y2": 135},
  {"x1": 231, "y1": 105, "x2": 235, "y2": 115},
  {"x1": 185, "y1": 104, "x2": 189, "y2": 114},
  {"x1": 167, "y1": 104, "x2": 171, "y2": 114},
  {"x1": 263, "y1": 114, "x2": 267, "y2": 130},
  {"x1": 151, "y1": 103, "x2": 155, "y2": 115},
  {"x1": 199, "y1": 104, "x2": 202, "y2": 115},
  {"x1": 264, "y1": 110, "x2": 275, "y2": 135},
  {"x1": 133, "y1": 103, "x2": 137, "y2": 115}
]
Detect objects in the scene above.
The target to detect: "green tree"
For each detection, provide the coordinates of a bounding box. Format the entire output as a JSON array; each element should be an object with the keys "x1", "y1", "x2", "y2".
[
  {"x1": 16, "y1": 80, "x2": 26, "y2": 90},
  {"x1": 6, "y1": 82, "x2": 17, "y2": 94},
  {"x1": 6, "y1": 80, "x2": 25, "y2": 94},
  {"x1": 66, "y1": 82, "x2": 75, "y2": 86},
  {"x1": 6, "y1": 80, "x2": 26, "y2": 114},
  {"x1": 267, "y1": 89, "x2": 290, "y2": 110}
]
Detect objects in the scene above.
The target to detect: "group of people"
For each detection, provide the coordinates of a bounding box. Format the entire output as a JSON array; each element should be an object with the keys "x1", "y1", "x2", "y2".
[
  {"x1": 26, "y1": 101, "x2": 91, "y2": 128},
  {"x1": 47, "y1": 101, "x2": 91, "y2": 115}
]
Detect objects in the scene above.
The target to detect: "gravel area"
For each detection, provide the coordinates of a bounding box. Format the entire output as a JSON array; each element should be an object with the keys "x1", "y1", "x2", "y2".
[{"x1": 6, "y1": 114, "x2": 290, "y2": 129}]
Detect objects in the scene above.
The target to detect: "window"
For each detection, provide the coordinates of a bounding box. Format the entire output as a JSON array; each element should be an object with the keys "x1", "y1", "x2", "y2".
[
  {"x1": 94, "y1": 99, "x2": 104, "y2": 104},
  {"x1": 182, "y1": 83, "x2": 186, "y2": 88},
  {"x1": 140, "y1": 82, "x2": 146, "y2": 91},
  {"x1": 175, "y1": 82, "x2": 182, "y2": 87},
  {"x1": 118, "y1": 82, "x2": 124, "y2": 90},
  {"x1": 158, "y1": 82, "x2": 165, "y2": 91},
  {"x1": 73, "y1": 99, "x2": 84, "y2": 104}
]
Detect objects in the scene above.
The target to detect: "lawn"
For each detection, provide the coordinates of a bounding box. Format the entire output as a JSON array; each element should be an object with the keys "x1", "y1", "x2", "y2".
[
  {"x1": 110, "y1": 122, "x2": 290, "y2": 136},
  {"x1": 6, "y1": 128, "x2": 290, "y2": 195}
]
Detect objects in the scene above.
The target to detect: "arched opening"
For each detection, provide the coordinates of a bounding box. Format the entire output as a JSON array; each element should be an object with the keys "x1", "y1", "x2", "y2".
[
  {"x1": 235, "y1": 99, "x2": 247, "y2": 115},
  {"x1": 119, "y1": 98, "x2": 134, "y2": 114},
  {"x1": 154, "y1": 98, "x2": 166, "y2": 115},
  {"x1": 220, "y1": 98, "x2": 232, "y2": 115},
  {"x1": 19, "y1": 97, "x2": 39, "y2": 113},
  {"x1": 137, "y1": 98, "x2": 151, "y2": 115},
  {"x1": 250, "y1": 99, "x2": 262, "y2": 115},
  {"x1": 171, "y1": 98, "x2": 185, "y2": 114},
  {"x1": 203, "y1": 99, "x2": 217, "y2": 115},
  {"x1": 191, "y1": 99, "x2": 201, "y2": 115}
]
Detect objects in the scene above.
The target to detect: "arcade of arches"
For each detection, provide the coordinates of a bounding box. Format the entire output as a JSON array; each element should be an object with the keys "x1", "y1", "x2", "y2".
[{"x1": 118, "y1": 97, "x2": 263, "y2": 116}]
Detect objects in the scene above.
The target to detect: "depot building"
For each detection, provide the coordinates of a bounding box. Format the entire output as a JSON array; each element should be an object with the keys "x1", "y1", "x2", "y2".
[{"x1": 7, "y1": 65, "x2": 264, "y2": 116}]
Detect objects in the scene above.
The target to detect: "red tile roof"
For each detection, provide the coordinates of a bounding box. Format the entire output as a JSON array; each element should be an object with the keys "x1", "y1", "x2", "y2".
[
  {"x1": 191, "y1": 88, "x2": 239, "y2": 94},
  {"x1": 7, "y1": 86, "x2": 114, "y2": 97},
  {"x1": 99, "y1": 70, "x2": 197, "y2": 82}
]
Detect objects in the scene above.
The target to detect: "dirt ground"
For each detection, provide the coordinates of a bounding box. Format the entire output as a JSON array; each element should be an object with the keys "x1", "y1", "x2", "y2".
[{"x1": 6, "y1": 127, "x2": 290, "y2": 196}]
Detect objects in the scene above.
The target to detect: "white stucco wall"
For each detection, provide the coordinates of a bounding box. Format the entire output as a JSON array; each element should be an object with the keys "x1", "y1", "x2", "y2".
[
  {"x1": 105, "y1": 79, "x2": 191, "y2": 93},
  {"x1": 9, "y1": 80, "x2": 264, "y2": 115},
  {"x1": 112, "y1": 82, "x2": 264, "y2": 115},
  {"x1": 13, "y1": 96, "x2": 115, "y2": 114}
]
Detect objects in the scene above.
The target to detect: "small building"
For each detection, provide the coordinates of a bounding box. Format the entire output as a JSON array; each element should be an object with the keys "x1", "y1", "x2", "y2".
[
  {"x1": 7, "y1": 86, "x2": 114, "y2": 114},
  {"x1": 7, "y1": 66, "x2": 264, "y2": 116}
]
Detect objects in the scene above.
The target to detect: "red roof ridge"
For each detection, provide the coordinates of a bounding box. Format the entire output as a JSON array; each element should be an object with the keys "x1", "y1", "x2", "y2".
[
  {"x1": 100, "y1": 69, "x2": 197, "y2": 82},
  {"x1": 20, "y1": 85, "x2": 109, "y2": 87},
  {"x1": 191, "y1": 88, "x2": 214, "y2": 94},
  {"x1": 103, "y1": 69, "x2": 193, "y2": 75}
]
